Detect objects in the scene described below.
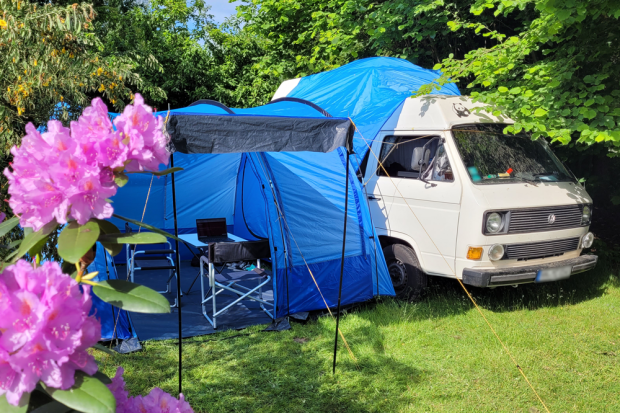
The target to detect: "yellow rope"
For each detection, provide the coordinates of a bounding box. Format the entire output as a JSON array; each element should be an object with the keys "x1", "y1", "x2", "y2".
[{"x1": 351, "y1": 118, "x2": 551, "y2": 413}]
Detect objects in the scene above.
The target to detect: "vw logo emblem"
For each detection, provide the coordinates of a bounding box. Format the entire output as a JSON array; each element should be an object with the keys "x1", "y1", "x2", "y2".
[{"x1": 548, "y1": 214, "x2": 556, "y2": 224}]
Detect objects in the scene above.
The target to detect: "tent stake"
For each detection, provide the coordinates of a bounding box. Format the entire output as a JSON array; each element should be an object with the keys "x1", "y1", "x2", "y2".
[
  {"x1": 170, "y1": 153, "x2": 183, "y2": 394},
  {"x1": 333, "y1": 148, "x2": 350, "y2": 374}
]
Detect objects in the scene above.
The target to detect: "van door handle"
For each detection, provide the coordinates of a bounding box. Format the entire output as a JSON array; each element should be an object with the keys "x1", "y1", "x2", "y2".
[{"x1": 367, "y1": 195, "x2": 381, "y2": 201}]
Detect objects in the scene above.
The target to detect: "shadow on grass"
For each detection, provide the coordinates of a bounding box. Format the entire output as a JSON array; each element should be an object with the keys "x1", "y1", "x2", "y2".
[
  {"x1": 105, "y1": 315, "x2": 423, "y2": 413},
  {"x1": 352, "y1": 255, "x2": 619, "y2": 325}
]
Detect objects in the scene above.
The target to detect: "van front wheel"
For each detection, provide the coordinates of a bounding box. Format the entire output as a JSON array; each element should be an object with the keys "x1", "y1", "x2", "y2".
[{"x1": 383, "y1": 244, "x2": 427, "y2": 300}]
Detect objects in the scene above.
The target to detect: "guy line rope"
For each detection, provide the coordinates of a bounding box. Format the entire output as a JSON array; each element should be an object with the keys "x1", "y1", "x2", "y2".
[{"x1": 350, "y1": 118, "x2": 551, "y2": 413}]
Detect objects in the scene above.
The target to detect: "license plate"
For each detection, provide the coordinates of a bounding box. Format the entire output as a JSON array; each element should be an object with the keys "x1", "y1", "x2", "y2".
[{"x1": 535, "y1": 265, "x2": 571, "y2": 283}]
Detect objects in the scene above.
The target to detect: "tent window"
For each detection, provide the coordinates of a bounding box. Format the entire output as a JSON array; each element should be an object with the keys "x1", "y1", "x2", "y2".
[{"x1": 377, "y1": 136, "x2": 440, "y2": 179}]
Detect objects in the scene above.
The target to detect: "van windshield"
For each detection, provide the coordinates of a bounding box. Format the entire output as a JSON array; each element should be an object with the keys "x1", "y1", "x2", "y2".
[{"x1": 452, "y1": 124, "x2": 575, "y2": 185}]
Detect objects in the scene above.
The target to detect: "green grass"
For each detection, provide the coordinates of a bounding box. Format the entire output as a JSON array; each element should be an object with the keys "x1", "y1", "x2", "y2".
[{"x1": 98, "y1": 261, "x2": 620, "y2": 412}]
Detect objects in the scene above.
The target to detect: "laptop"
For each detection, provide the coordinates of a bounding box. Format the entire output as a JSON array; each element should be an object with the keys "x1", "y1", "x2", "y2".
[{"x1": 196, "y1": 218, "x2": 234, "y2": 243}]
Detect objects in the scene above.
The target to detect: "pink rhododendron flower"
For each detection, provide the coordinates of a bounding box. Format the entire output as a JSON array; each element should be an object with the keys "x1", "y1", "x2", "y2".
[
  {"x1": 108, "y1": 367, "x2": 132, "y2": 413},
  {"x1": 0, "y1": 260, "x2": 100, "y2": 406},
  {"x1": 114, "y1": 94, "x2": 169, "y2": 172},
  {"x1": 4, "y1": 95, "x2": 169, "y2": 231},
  {"x1": 108, "y1": 367, "x2": 194, "y2": 413}
]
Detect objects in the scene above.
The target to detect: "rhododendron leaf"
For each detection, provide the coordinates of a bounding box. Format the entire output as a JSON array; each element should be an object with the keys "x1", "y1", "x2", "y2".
[
  {"x1": 0, "y1": 216, "x2": 20, "y2": 238},
  {"x1": 4, "y1": 239, "x2": 22, "y2": 250},
  {"x1": 93, "y1": 280, "x2": 171, "y2": 313},
  {"x1": 0, "y1": 393, "x2": 29, "y2": 412},
  {"x1": 10, "y1": 221, "x2": 57, "y2": 263},
  {"x1": 42, "y1": 371, "x2": 116, "y2": 413},
  {"x1": 114, "y1": 173, "x2": 129, "y2": 187},
  {"x1": 58, "y1": 221, "x2": 101, "y2": 263},
  {"x1": 92, "y1": 343, "x2": 116, "y2": 356},
  {"x1": 92, "y1": 220, "x2": 123, "y2": 255},
  {"x1": 98, "y1": 232, "x2": 167, "y2": 244},
  {"x1": 100, "y1": 241, "x2": 124, "y2": 257},
  {"x1": 92, "y1": 219, "x2": 120, "y2": 235},
  {"x1": 126, "y1": 166, "x2": 183, "y2": 176},
  {"x1": 113, "y1": 213, "x2": 185, "y2": 243},
  {"x1": 28, "y1": 235, "x2": 49, "y2": 258}
]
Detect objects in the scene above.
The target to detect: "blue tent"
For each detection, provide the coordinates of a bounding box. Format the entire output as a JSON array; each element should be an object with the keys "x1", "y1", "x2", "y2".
[
  {"x1": 110, "y1": 99, "x2": 395, "y2": 318},
  {"x1": 108, "y1": 57, "x2": 459, "y2": 319},
  {"x1": 274, "y1": 57, "x2": 461, "y2": 167},
  {"x1": 86, "y1": 243, "x2": 137, "y2": 341}
]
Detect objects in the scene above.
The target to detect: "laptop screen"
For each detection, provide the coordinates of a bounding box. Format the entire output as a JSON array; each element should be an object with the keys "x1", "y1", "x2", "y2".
[{"x1": 196, "y1": 218, "x2": 227, "y2": 237}]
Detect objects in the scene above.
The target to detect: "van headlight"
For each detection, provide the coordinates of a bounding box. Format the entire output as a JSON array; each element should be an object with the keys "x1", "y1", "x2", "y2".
[
  {"x1": 581, "y1": 205, "x2": 592, "y2": 226},
  {"x1": 581, "y1": 232, "x2": 594, "y2": 249},
  {"x1": 488, "y1": 244, "x2": 505, "y2": 261},
  {"x1": 486, "y1": 212, "x2": 503, "y2": 234}
]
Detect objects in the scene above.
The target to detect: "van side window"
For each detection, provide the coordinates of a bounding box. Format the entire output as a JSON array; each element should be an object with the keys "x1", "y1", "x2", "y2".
[
  {"x1": 429, "y1": 143, "x2": 454, "y2": 182},
  {"x1": 377, "y1": 136, "x2": 434, "y2": 179}
]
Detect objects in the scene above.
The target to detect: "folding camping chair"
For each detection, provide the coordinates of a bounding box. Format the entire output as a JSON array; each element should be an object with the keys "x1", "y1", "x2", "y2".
[
  {"x1": 200, "y1": 240, "x2": 273, "y2": 328},
  {"x1": 125, "y1": 224, "x2": 180, "y2": 308}
]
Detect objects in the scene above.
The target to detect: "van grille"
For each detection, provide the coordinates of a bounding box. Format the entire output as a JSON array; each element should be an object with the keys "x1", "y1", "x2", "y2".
[
  {"x1": 508, "y1": 205, "x2": 583, "y2": 234},
  {"x1": 504, "y1": 237, "x2": 580, "y2": 260}
]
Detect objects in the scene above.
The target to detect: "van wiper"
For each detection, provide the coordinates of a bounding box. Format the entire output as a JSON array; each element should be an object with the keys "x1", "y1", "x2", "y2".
[
  {"x1": 512, "y1": 176, "x2": 539, "y2": 186},
  {"x1": 532, "y1": 172, "x2": 558, "y2": 178}
]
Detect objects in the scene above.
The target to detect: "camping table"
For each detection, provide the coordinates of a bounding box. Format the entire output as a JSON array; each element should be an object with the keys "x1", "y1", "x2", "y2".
[{"x1": 178, "y1": 233, "x2": 247, "y2": 294}]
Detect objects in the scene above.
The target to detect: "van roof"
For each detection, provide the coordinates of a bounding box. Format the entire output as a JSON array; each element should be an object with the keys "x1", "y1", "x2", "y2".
[{"x1": 382, "y1": 95, "x2": 514, "y2": 131}]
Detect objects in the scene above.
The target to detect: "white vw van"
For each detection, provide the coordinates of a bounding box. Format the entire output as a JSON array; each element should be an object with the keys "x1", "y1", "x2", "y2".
[{"x1": 361, "y1": 96, "x2": 597, "y2": 298}]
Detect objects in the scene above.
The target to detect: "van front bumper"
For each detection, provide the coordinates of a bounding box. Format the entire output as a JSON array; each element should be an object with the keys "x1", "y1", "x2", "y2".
[{"x1": 462, "y1": 254, "x2": 598, "y2": 287}]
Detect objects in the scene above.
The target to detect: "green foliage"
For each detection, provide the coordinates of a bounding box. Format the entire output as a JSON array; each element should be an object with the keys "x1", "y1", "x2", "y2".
[
  {"x1": 92, "y1": 0, "x2": 215, "y2": 108},
  {"x1": 113, "y1": 213, "x2": 187, "y2": 244},
  {"x1": 238, "y1": 0, "x2": 500, "y2": 82},
  {"x1": 98, "y1": 231, "x2": 167, "y2": 245},
  {"x1": 126, "y1": 166, "x2": 183, "y2": 176},
  {"x1": 0, "y1": 216, "x2": 19, "y2": 237},
  {"x1": 418, "y1": 0, "x2": 620, "y2": 149},
  {"x1": 41, "y1": 371, "x2": 116, "y2": 413},
  {"x1": 58, "y1": 220, "x2": 100, "y2": 263},
  {"x1": 205, "y1": 18, "x2": 279, "y2": 107},
  {"x1": 0, "y1": 0, "x2": 139, "y2": 150},
  {"x1": 6, "y1": 221, "x2": 56, "y2": 264},
  {"x1": 0, "y1": 393, "x2": 28, "y2": 412},
  {"x1": 93, "y1": 279, "x2": 172, "y2": 313}
]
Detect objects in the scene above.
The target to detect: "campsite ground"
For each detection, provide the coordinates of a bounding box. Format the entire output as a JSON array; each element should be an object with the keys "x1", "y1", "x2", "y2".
[{"x1": 98, "y1": 253, "x2": 619, "y2": 412}]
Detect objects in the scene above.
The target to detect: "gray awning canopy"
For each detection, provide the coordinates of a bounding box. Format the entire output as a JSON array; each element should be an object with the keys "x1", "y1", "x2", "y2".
[{"x1": 164, "y1": 100, "x2": 354, "y2": 154}]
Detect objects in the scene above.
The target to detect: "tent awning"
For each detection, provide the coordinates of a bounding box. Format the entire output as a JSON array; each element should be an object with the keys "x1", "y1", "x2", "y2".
[{"x1": 164, "y1": 100, "x2": 354, "y2": 154}]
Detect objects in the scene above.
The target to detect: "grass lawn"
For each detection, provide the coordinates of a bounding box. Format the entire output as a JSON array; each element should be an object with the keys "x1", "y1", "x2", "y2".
[{"x1": 98, "y1": 259, "x2": 620, "y2": 412}]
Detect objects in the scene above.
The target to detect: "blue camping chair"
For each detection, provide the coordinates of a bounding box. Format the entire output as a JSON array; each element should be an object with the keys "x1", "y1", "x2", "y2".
[{"x1": 125, "y1": 224, "x2": 180, "y2": 308}]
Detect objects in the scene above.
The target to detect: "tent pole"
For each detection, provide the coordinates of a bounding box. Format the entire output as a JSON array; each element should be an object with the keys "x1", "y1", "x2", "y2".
[
  {"x1": 333, "y1": 148, "x2": 350, "y2": 374},
  {"x1": 170, "y1": 153, "x2": 183, "y2": 394}
]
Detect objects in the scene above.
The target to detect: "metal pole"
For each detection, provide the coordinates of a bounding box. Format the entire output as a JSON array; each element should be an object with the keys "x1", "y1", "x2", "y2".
[
  {"x1": 170, "y1": 153, "x2": 183, "y2": 394},
  {"x1": 333, "y1": 148, "x2": 350, "y2": 374}
]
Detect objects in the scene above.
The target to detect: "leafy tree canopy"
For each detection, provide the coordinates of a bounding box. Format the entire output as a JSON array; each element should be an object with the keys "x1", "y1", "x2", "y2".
[
  {"x1": 91, "y1": 0, "x2": 216, "y2": 108},
  {"x1": 0, "y1": 0, "x2": 139, "y2": 149},
  {"x1": 239, "y1": 0, "x2": 619, "y2": 151},
  {"x1": 425, "y1": 0, "x2": 620, "y2": 150}
]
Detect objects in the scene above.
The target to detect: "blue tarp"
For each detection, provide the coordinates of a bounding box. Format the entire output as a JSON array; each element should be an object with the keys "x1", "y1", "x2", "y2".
[{"x1": 280, "y1": 57, "x2": 461, "y2": 164}]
